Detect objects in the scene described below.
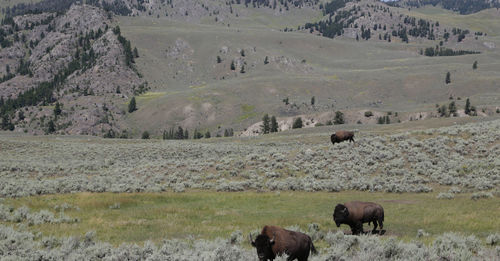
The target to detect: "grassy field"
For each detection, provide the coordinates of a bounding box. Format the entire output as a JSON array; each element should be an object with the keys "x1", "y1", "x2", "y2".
[{"x1": 2, "y1": 191, "x2": 499, "y2": 246}]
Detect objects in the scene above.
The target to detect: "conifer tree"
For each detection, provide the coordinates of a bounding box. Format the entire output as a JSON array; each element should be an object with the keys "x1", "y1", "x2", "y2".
[
  {"x1": 334, "y1": 111, "x2": 344, "y2": 125},
  {"x1": 270, "y1": 116, "x2": 278, "y2": 133},
  {"x1": 292, "y1": 117, "x2": 303, "y2": 129},
  {"x1": 465, "y1": 98, "x2": 471, "y2": 115},
  {"x1": 128, "y1": 97, "x2": 137, "y2": 113},
  {"x1": 261, "y1": 114, "x2": 270, "y2": 134}
]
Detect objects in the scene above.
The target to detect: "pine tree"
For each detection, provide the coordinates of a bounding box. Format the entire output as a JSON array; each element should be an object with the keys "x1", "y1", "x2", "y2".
[
  {"x1": 53, "y1": 102, "x2": 62, "y2": 116},
  {"x1": 230, "y1": 60, "x2": 236, "y2": 70},
  {"x1": 261, "y1": 114, "x2": 270, "y2": 134},
  {"x1": 292, "y1": 117, "x2": 303, "y2": 129},
  {"x1": 217, "y1": 56, "x2": 222, "y2": 63},
  {"x1": 204, "y1": 131, "x2": 211, "y2": 138},
  {"x1": 184, "y1": 129, "x2": 189, "y2": 139},
  {"x1": 334, "y1": 111, "x2": 344, "y2": 125},
  {"x1": 449, "y1": 101, "x2": 457, "y2": 115},
  {"x1": 264, "y1": 56, "x2": 269, "y2": 64},
  {"x1": 141, "y1": 131, "x2": 150, "y2": 139},
  {"x1": 128, "y1": 97, "x2": 137, "y2": 113},
  {"x1": 465, "y1": 98, "x2": 471, "y2": 115},
  {"x1": 176, "y1": 126, "x2": 184, "y2": 139},
  {"x1": 240, "y1": 65, "x2": 245, "y2": 73},
  {"x1": 133, "y1": 47, "x2": 139, "y2": 58},
  {"x1": 1, "y1": 113, "x2": 9, "y2": 130},
  {"x1": 311, "y1": 96, "x2": 315, "y2": 105},
  {"x1": 270, "y1": 116, "x2": 278, "y2": 133},
  {"x1": 445, "y1": 72, "x2": 451, "y2": 84},
  {"x1": 472, "y1": 61, "x2": 478, "y2": 70},
  {"x1": 48, "y1": 120, "x2": 55, "y2": 133}
]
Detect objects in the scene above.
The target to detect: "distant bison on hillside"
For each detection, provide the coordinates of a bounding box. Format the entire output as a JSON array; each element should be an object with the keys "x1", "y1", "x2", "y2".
[
  {"x1": 330, "y1": 131, "x2": 355, "y2": 145},
  {"x1": 250, "y1": 225, "x2": 317, "y2": 261},
  {"x1": 333, "y1": 201, "x2": 384, "y2": 235}
]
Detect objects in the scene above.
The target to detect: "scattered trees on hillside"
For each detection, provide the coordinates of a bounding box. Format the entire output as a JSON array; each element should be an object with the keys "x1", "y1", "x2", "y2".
[
  {"x1": 473, "y1": 61, "x2": 478, "y2": 70},
  {"x1": 377, "y1": 116, "x2": 390, "y2": 124},
  {"x1": 445, "y1": 72, "x2": 451, "y2": 84},
  {"x1": 261, "y1": 114, "x2": 279, "y2": 134}
]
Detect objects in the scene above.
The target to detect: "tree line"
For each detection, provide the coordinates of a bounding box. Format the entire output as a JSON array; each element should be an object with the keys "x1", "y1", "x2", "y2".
[{"x1": 422, "y1": 46, "x2": 480, "y2": 57}]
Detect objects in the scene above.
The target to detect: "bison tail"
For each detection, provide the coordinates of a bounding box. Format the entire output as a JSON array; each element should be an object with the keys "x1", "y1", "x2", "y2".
[{"x1": 310, "y1": 241, "x2": 318, "y2": 255}]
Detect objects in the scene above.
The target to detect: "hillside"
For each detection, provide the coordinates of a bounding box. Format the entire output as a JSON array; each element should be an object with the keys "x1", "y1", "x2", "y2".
[
  {"x1": 0, "y1": 0, "x2": 499, "y2": 137},
  {"x1": 388, "y1": 0, "x2": 500, "y2": 15},
  {"x1": 0, "y1": 4, "x2": 145, "y2": 135}
]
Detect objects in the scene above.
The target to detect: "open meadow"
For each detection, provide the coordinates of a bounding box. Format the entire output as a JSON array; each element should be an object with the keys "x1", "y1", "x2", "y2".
[{"x1": 0, "y1": 118, "x2": 499, "y2": 260}]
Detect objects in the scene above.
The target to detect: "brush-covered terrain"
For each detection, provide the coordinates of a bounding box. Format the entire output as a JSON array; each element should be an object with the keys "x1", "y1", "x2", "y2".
[{"x1": 0, "y1": 118, "x2": 499, "y2": 260}]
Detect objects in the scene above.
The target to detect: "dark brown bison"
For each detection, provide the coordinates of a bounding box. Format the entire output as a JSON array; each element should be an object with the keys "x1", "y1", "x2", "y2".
[
  {"x1": 250, "y1": 225, "x2": 317, "y2": 261},
  {"x1": 330, "y1": 131, "x2": 355, "y2": 145},
  {"x1": 333, "y1": 201, "x2": 384, "y2": 235}
]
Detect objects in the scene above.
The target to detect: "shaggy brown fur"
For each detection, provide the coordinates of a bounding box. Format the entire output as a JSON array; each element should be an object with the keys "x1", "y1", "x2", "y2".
[
  {"x1": 333, "y1": 201, "x2": 384, "y2": 235},
  {"x1": 250, "y1": 225, "x2": 317, "y2": 261},
  {"x1": 330, "y1": 131, "x2": 355, "y2": 145}
]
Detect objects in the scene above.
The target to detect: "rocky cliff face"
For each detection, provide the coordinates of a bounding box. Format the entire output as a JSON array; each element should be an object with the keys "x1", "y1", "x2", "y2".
[{"x1": 0, "y1": 4, "x2": 145, "y2": 135}]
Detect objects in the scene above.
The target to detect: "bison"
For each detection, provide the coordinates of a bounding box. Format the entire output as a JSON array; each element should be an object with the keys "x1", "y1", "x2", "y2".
[
  {"x1": 333, "y1": 201, "x2": 384, "y2": 235},
  {"x1": 330, "y1": 131, "x2": 355, "y2": 145},
  {"x1": 250, "y1": 225, "x2": 317, "y2": 261}
]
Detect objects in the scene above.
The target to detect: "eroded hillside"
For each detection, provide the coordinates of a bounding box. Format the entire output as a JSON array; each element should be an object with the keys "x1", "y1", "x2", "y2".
[{"x1": 0, "y1": 4, "x2": 145, "y2": 135}]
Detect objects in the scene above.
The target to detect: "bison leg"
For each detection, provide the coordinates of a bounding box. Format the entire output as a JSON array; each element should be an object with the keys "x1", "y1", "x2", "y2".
[
  {"x1": 371, "y1": 219, "x2": 378, "y2": 234},
  {"x1": 351, "y1": 222, "x2": 363, "y2": 235},
  {"x1": 349, "y1": 137, "x2": 354, "y2": 143},
  {"x1": 378, "y1": 219, "x2": 384, "y2": 235}
]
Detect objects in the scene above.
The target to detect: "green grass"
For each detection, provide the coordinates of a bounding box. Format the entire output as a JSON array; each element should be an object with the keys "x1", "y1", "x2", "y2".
[{"x1": 2, "y1": 191, "x2": 498, "y2": 246}]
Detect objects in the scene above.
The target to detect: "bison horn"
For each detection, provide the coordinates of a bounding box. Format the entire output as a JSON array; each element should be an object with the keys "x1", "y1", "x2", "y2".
[{"x1": 270, "y1": 233, "x2": 275, "y2": 244}]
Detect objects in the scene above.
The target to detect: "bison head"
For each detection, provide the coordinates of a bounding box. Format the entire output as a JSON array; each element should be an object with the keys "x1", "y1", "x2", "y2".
[
  {"x1": 330, "y1": 134, "x2": 337, "y2": 144},
  {"x1": 250, "y1": 233, "x2": 275, "y2": 261},
  {"x1": 333, "y1": 204, "x2": 349, "y2": 227}
]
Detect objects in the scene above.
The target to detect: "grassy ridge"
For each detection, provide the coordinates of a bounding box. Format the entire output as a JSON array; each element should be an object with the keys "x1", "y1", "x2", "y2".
[{"x1": 3, "y1": 191, "x2": 498, "y2": 245}]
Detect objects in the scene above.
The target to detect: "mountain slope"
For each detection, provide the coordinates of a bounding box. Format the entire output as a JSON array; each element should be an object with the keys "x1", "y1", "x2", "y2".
[
  {"x1": 387, "y1": 0, "x2": 500, "y2": 15},
  {"x1": 0, "y1": 4, "x2": 145, "y2": 135}
]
